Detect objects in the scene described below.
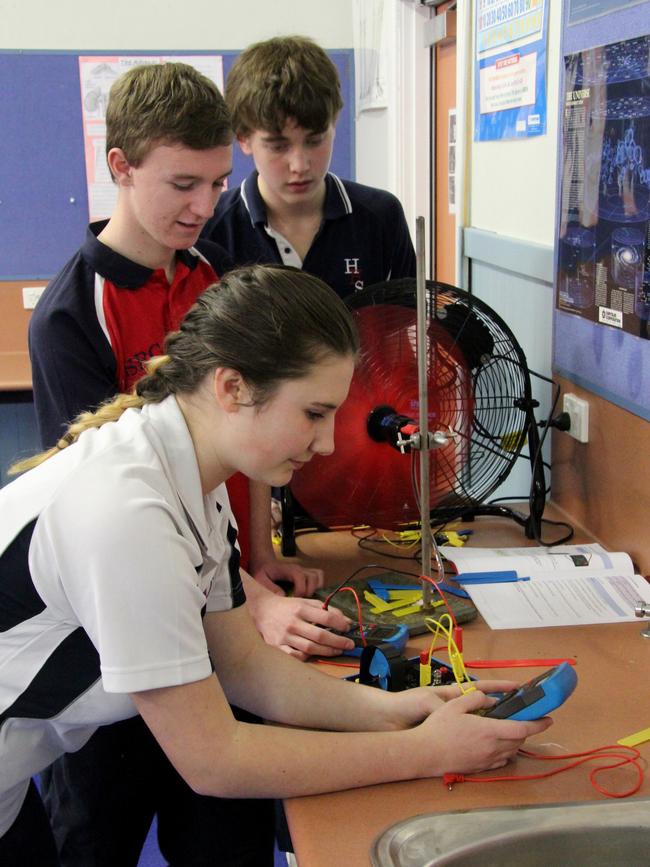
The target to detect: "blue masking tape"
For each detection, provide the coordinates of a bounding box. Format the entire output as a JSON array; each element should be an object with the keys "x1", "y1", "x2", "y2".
[
  {"x1": 455, "y1": 570, "x2": 528, "y2": 585},
  {"x1": 455, "y1": 570, "x2": 518, "y2": 583}
]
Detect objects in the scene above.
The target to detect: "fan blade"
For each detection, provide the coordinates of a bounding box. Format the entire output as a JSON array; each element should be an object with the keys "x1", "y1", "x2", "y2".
[{"x1": 290, "y1": 304, "x2": 473, "y2": 528}]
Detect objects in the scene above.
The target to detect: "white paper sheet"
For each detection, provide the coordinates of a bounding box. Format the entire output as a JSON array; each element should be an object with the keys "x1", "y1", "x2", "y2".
[{"x1": 440, "y1": 543, "x2": 648, "y2": 629}]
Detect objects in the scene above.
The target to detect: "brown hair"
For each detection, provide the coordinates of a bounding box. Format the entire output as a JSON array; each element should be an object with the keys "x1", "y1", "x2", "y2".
[
  {"x1": 225, "y1": 36, "x2": 343, "y2": 137},
  {"x1": 106, "y1": 62, "x2": 232, "y2": 171},
  {"x1": 11, "y1": 265, "x2": 358, "y2": 474}
]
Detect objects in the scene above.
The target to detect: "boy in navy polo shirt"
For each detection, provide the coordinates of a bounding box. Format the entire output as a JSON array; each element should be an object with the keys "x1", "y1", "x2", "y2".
[
  {"x1": 28, "y1": 62, "x2": 351, "y2": 867},
  {"x1": 203, "y1": 35, "x2": 417, "y2": 602},
  {"x1": 203, "y1": 35, "x2": 416, "y2": 296}
]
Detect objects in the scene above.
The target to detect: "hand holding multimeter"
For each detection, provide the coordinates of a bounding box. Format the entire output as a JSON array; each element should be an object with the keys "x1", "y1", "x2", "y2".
[
  {"x1": 478, "y1": 662, "x2": 578, "y2": 721},
  {"x1": 333, "y1": 622, "x2": 410, "y2": 657}
]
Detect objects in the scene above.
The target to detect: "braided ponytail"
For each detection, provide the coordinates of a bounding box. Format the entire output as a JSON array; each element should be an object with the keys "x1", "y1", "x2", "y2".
[
  {"x1": 11, "y1": 264, "x2": 358, "y2": 476},
  {"x1": 9, "y1": 358, "x2": 176, "y2": 475}
]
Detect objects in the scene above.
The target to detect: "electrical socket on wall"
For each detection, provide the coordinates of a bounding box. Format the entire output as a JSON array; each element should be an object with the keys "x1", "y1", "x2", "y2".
[
  {"x1": 22, "y1": 286, "x2": 46, "y2": 309},
  {"x1": 562, "y1": 393, "x2": 589, "y2": 443}
]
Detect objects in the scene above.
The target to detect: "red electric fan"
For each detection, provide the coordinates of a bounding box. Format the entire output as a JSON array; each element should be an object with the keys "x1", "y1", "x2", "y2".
[{"x1": 283, "y1": 274, "x2": 548, "y2": 553}]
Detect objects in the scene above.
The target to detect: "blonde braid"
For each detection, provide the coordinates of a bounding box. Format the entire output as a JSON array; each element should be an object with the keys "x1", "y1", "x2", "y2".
[
  {"x1": 10, "y1": 355, "x2": 177, "y2": 476},
  {"x1": 10, "y1": 266, "x2": 359, "y2": 475},
  {"x1": 9, "y1": 393, "x2": 146, "y2": 475}
]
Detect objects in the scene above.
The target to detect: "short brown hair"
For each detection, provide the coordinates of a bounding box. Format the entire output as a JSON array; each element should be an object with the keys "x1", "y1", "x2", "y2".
[
  {"x1": 106, "y1": 62, "x2": 232, "y2": 168},
  {"x1": 225, "y1": 36, "x2": 343, "y2": 137}
]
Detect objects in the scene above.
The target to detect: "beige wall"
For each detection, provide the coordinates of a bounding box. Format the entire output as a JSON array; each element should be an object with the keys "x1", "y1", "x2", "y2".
[
  {"x1": 0, "y1": 0, "x2": 353, "y2": 49},
  {"x1": 469, "y1": 0, "x2": 563, "y2": 246}
]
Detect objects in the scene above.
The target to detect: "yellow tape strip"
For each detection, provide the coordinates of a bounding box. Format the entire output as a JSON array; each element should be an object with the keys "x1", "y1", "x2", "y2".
[
  {"x1": 368, "y1": 597, "x2": 423, "y2": 616},
  {"x1": 363, "y1": 591, "x2": 391, "y2": 612},
  {"x1": 618, "y1": 726, "x2": 650, "y2": 747},
  {"x1": 387, "y1": 590, "x2": 422, "y2": 601},
  {"x1": 392, "y1": 603, "x2": 424, "y2": 617}
]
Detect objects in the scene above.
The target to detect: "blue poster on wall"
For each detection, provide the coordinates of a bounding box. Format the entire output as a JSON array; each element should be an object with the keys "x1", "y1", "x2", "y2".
[
  {"x1": 556, "y1": 34, "x2": 650, "y2": 340},
  {"x1": 474, "y1": 0, "x2": 549, "y2": 141},
  {"x1": 567, "y1": 0, "x2": 647, "y2": 25}
]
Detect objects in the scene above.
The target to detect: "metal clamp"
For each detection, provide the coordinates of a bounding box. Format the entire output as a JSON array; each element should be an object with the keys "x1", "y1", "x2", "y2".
[
  {"x1": 634, "y1": 600, "x2": 650, "y2": 638},
  {"x1": 403, "y1": 426, "x2": 459, "y2": 453}
]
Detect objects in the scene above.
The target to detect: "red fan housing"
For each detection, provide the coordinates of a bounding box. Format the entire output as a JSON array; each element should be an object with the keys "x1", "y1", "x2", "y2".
[{"x1": 290, "y1": 303, "x2": 474, "y2": 528}]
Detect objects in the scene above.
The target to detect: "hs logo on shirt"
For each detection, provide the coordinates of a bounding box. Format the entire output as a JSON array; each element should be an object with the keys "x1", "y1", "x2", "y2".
[{"x1": 344, "y1": 258, "x2": 364, "y2": 291}]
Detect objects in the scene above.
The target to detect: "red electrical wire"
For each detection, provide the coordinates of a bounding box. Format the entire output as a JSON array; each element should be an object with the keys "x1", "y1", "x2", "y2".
[
  {"x1": 419, "y1": 573, "x2": 458, "y2": 627},
  {"x1": 322, "y1": 586, "x2": 367, "y2": 646},
  {"x1": 443, "y1": 744, "x2": 644, "y2": 799}
]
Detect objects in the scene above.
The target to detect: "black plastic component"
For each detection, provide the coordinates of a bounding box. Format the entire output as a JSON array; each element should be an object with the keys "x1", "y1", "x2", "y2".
[
  {"x1": 358, "y1": 646, "x2": 410, "y2": 692},
  {"x1": 366, "y1": 405, "x2": 417, "y2": 451}
]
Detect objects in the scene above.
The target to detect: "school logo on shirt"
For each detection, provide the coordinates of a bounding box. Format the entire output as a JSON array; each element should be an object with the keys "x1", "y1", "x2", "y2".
[
  {"x1": 123, "y1": 343, "x2": 163, "y2": 391},
  {"x1": 344, "y1": 258, "x2": 364, "y2": 292}
]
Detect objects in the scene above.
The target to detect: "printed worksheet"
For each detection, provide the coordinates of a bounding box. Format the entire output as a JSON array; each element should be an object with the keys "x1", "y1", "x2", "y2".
[{"x1": 440, "y1": 543, "x2": 649, "y2": 629}]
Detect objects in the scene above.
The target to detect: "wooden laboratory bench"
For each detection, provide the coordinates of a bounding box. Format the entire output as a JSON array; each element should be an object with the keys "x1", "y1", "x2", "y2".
[{"x1": 282, "y1": 512, "x2": 650, "y2": 867}]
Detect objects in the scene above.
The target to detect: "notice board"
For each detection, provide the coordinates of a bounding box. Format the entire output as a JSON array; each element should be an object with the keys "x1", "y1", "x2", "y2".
[{"x1": 0, "y1": 50, "x2": 354, "y2": 280}]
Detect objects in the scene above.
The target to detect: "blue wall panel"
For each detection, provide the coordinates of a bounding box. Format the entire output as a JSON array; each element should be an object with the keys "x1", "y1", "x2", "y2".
[{"x1": 0, "y1": 54, "x2": 89, "y2": 279}]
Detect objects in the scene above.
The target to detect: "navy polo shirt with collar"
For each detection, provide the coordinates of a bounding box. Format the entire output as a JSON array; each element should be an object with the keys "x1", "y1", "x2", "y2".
[
  {"x1": 29, "y1": 220, "x2": 233, "y2": 451},
  {"x1": 202, "y1": 171, "x2": 416, "y2": 298}
]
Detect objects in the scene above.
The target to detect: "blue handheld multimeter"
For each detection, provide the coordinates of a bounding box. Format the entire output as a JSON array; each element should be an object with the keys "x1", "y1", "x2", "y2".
[
  {"x1": 482, "y1": 662, "x2": 578, "y2": 721},
  {"x1": 338, "y1": 622, "x2": 409, "y2": 658}
]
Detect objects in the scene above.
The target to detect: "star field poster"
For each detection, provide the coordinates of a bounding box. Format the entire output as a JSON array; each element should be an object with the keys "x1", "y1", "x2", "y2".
[{"x1": 557, "y1": 34, "x2": 650, "y2": 340}]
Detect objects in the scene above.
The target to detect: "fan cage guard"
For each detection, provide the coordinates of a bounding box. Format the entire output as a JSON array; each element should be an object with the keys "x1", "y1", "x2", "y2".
[{"x1": 288, "y1": 279, "x2": 536, "y2": 531}]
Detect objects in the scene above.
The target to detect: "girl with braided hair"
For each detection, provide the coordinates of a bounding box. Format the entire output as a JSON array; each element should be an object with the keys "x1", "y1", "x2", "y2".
[{"x1": 0, "y1": 264, "x2": 550, "y2": 865}]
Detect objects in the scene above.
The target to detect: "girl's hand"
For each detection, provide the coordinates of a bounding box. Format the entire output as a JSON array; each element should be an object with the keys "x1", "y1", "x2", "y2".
[
  {"x1": 415, "y1": 689, "x2": 553, "y2": 777},
  {"x1": 386, "y1": 679, "x2": 521, "y2": 729}
]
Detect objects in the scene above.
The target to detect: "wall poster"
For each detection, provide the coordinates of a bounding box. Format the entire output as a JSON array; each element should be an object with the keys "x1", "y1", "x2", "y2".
[
  {"x1": 567, "y1": 0, "x2": 647, "y2": 25},
  {"x1": 557, "y1": 35, "x2": 650, "y2": 340},
  {"x1": 79, "y1": 56, "x2": 224, "y2": 222},
  {"x1": 474, "y1": 0, "x2": 548, "y2": 141}
]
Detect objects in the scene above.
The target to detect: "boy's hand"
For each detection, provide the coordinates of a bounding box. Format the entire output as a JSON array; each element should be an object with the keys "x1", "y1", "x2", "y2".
[{"x1": 252, "y1": 558, "x2": 325, "y2": 598}]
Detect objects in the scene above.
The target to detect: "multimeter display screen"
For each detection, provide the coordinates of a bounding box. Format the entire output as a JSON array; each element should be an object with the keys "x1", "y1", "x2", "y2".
[
  {"x1": 348, "y1": 626, "x2": 400, "y2": 641},
  {"x1": 482, "y1": 663, "x2": 577, "y2": 721}
]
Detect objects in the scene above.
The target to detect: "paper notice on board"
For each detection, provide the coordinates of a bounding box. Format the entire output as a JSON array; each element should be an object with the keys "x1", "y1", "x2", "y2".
[
  {"x1": 78, "y1": 56, "x2": 224, "y2": 221},
  {"x1": 448, "y1": 109, "x2": 457, "y2": 215},
  {"x1": 474, "y1": 0, "x2": 547, "y2": 140},
  {"x1": 479, "y1": 52, "x2": 537, "y2": 115}
]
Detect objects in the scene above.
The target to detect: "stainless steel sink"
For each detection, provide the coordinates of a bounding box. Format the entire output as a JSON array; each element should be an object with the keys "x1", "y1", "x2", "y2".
[{"x1": 371, "y1": 799, "x2": 650, "y2": 866}]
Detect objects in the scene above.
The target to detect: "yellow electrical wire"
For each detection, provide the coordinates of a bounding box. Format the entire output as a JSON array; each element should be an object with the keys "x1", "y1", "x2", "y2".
[
  {"x1": 380, "y1": 531, "x2": 421, "y2": 549},
  {"x1": 424, "y1": 614, "x2": 475, "y2": 695}
]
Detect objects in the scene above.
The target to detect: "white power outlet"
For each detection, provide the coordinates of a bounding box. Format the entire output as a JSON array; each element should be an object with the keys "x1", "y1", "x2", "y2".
[
  {"x1": 22, "y1": 286, "x2": 46, "y2": 309},
  {"x1": 563, "y1": 393, "x2": 589, "y2": 443}
]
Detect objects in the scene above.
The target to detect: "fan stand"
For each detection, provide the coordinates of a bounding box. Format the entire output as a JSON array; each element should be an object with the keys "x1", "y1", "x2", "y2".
[
  {"x1": 524, "y1": 405, "x2": 546, "y2": 540},
  {"x1": 452, "y1": 395, "x2": 546, "y2": 541}
]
